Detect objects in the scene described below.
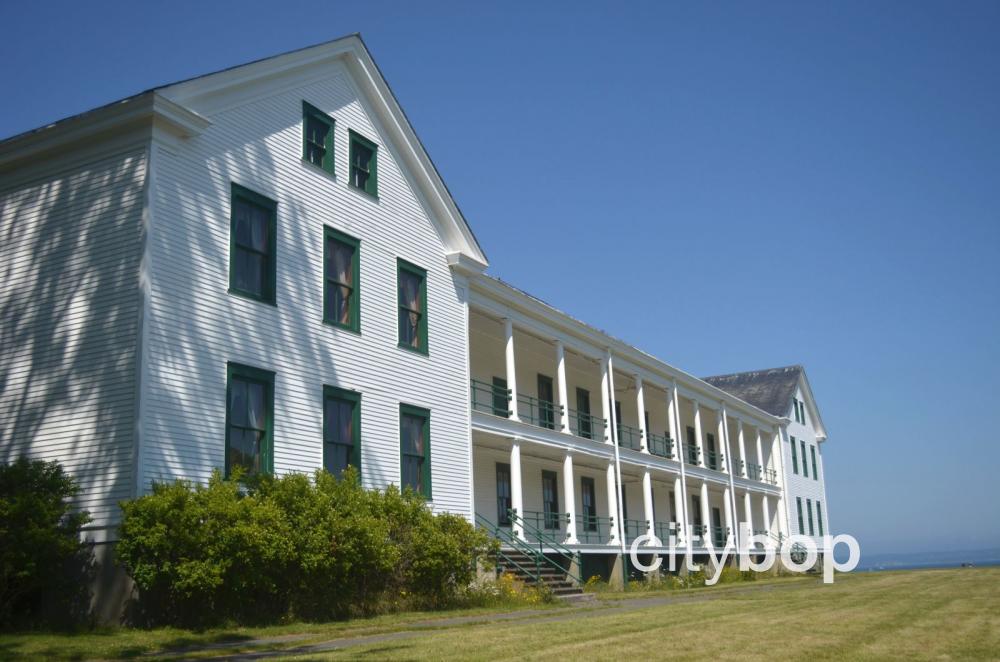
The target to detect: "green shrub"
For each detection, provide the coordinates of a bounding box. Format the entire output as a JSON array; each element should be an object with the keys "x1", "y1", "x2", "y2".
[
  {"x1": 117, "y1": 469, "x2": 495, "y2": 626},
  {"x1": 0, "y1": 457, "x2": 94, "y2": 630}
]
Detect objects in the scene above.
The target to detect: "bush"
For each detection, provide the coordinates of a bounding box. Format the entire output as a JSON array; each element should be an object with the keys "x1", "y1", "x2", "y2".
[
  {"x1": 117, "y1": 469, "x2": 496, "y2": 626},
  {"x1": 0, "y1": 457, "x2": 94, "y2": 630}
]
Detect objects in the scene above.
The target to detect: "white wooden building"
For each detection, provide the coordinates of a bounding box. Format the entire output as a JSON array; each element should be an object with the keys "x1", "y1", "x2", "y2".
[{"x1": 0, "y1": 35, "x2": 831, "y2": 594}]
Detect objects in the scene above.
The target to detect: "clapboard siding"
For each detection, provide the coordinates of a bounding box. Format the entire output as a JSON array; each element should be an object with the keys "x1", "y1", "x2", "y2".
[
  {"x1": 143, "y1": 63, "x2": 473, "y2": 515},
  {"x1": 781, "y1": 386, "x2": 830, "y2": 540},
  {"x1": 0, "y1": 148, "x2": 146, "y2": 531}
]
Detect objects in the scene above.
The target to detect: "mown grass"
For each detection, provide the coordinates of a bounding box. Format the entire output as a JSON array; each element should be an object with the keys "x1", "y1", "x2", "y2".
[{"x1": 2, "y1": 568, "x2": 997, "y2": 660}]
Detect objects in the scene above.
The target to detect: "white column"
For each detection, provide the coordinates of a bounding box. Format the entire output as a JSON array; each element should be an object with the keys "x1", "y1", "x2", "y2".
[
  {"x1": 642, "y1": 470, "x2": 655, "y2": 541},
  {"x1": 504, "y1": 318, "x2": 519, "y2": 422},
  {"x1": 755, "y1": 429, "x2": 764, "y2": 481},
  {"x1": 636, "y1": 375, "x2": 648, "y2": 452},
  {"x1": 776, "y1": 497, "x2": 788, "y2": 538},
  {"x1": 699, "y1": 482, "x2": 711, "y2": 548},
  {"x1": 563, "y1": 454, "x2": 578, "y2": 544},
  {"x1": 693, "y1": 400, "x2": 704, "y2": 466},
  {"x1": 510, "y1": 441, "x2": 524, "y2": 540},
  {"x1": 606, "y1": 462, "x2": 620, "y2": 545},
  {"x1": 599, "y1": 354, "x2": 611, "y2": 443},
  {"x1": 666, "y1": 387, "x2": 678, "y2": 459},
  {"x1": 606, "y1": 354, "x2": 626, "y2": 552},
  {"x1": 555, "y1": 340, "x2": 570, "y2": 434},
  {"x1": 723, "y1": 486, "x2": 734, "y2": 545},
  {"x1": 743, "y1": 491, "x2": 755, "y2": 544},
  {"x1": 673, "y1": 476, "x2": 686, "y2": 545},
  {"x1": 737, "y1": 421, "x2": 748, "y2": 478},
  {"x1": 717, "y1": 409, "x2": 728, "y2": 474},
  {"x1": 761, "y1": 494, "x2": 772, "y2": 539}
]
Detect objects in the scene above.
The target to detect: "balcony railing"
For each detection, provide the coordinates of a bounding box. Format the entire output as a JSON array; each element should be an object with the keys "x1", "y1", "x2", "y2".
[
  {"x1": 711, "y1": 525, "x2": 731, "y2": 548},
  {"x1": 764, "y1": 468, "x2": 778, "y2": 485},
  {"x1": 568, "y1": 409, "x2": 606, "y2": 441},
  {"x1": 519, "y1": 509, "x2": 569, "y2": 536},
  {"x1": 690, "y1": 524, "x2": 707, "y2": 545},
  {"x1": 576, "y1": 514, "x2": 614, "y2": 544},
  {"x1": 654, "y1": 521, "x2": 679, "y2": 543},
  {"x1": 647, "y1": 432, "x2": 674, "y2": 458},
  {"x1": 705, "y1": 450, "x2": 725, "y2": 472},
  {"x1": 470, "y1": 379, "x2": 511, "y2": 417},
  {"x1": 517, "y1": 393, "x2": 564, "y2": 431},
  {"x1": 746, "y1": 462, "x2": 762, "y2": 481},
  {"x1": 685, "y1": 444, "x2": 701, "y2": 466},
  {"x1": 617, "y1": 423, "x2": 643, "y2": 451},
  {"x1": 622, "y1": 518, "x2": 647, "y2": 543}
]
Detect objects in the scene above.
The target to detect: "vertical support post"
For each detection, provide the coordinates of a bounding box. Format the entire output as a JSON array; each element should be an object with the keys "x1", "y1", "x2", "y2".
[
  {"x1": 723, "y1": 486, "x2": 734, "y2": 546},
  {"x1": 599, "y1": 354, "x2": 611, "y2": 443},
  {"x1": 563, "y1": 453, "x2": 578, "y2": 544},
  {"x1": 737, "y1": 420, "x2": 748, "y2": 478},
  {"x1": 673, "y1": 476, "x2": 685, "y2": 545},
  {"x1": 717, "y1": 408, "x2": 729, "y2": 475},
  {"x1": 755, "y1": 428, "x2": 764, "y2": 480},
  {"x1": 555, "y1": 340, "x2": 570, "y2": 434},
  {"x1": 699, "y1": 482, "x2": 711, "y2": 549},
  {"x1": 666, "y1": 386, "x2": 678, "y2": 459},
  {"x1": 693, "y1": 400, "x2": 704, "y2": 467},
  {"x1": 642, "y1": 469, "x2": 655, "y2": 541},
  {"x1": 636, "y1": 375, "x2": 648, "y2": 452},
  {"x1": 671, "y1": 381, "x2": 690, "y2": 547},
  {"x1": 606, "y1": 461, "x2": 620, "y2": 546},
  {"x1": 743, "y1": 491, "x2": 754, "y2": 548},
  {"x1": 510, "y1": 441, "x2": 524, "y2": 540},
  {"x1": 504, "y1": 318, "x2": 519, "y2": 422},
  {"x1": 761, "y1": 494, "x2": 772, "y2": 541}
]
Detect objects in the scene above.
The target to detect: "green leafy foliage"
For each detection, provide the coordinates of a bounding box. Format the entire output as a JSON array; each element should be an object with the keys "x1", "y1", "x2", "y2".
[
  {"x1": 116, "y1": 469, "x2": 495, "y2": 626},
  {"x1": 0, "y1": 457, "x2": 94, "y2": 630}
]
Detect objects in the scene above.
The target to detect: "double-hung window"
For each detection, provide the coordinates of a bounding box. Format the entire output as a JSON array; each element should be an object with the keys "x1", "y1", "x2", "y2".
[
  {"x1": 796, "y1": 497, "x2": 804, "y2": 534},
  {"x1": 302, "y1": 102, "x2": 335, "y2": 174},
  {"x1": 226, "y1": 363, "x2": 274, "y2": 477},
  {"x1": 349, "y1": 130, "x2": 378, "y2": 197},
  {"x1": 807, "y1": 498, "x2": 815, "y2": 535},
  {"x1": 324, "y1": 228, "x2": 360, "y2": 331},
  {"x1": 790, "y1": 436, "x2": 798, "y2": 474},
  {"x1": 400, "y1": 405, "x2": 431, "y2": 498},
  {"x1": 229, "y1": 184, "x2": 277, "y2": 303},
  {"x1": 542, "y1": 470, "x2": 560, "y2": 529},
  {"x1": 811, "y1": 445, "x2": 818, "y2": 480},
  {"x1": 801, "y1": 440, "x2": 809, "y2": 478},
  {"x1": 397, "y1": 260, "x2": 427, "y2": 353},
  {"x1": 817, "y1": 501, "x2": 824, "y2": 536},
  {"x1": 323, "y1": 386, "x2": 360, "y2": 477}
]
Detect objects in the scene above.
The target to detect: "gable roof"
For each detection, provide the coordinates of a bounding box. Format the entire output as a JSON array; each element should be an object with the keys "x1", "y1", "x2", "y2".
[{"x1": 0, "y1": 34, "x2": 488, "y2": 270}]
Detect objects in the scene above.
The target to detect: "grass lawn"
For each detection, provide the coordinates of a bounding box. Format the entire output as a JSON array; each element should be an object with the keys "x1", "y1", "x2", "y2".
[{"x1": 2, "y1": 568, "x2": 998, "y2": 660}]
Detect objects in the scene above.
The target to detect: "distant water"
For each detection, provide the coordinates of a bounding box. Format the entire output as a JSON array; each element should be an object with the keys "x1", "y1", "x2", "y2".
[{"x1": 856, "y1": 548, "x2": 1000, "y2": 572}]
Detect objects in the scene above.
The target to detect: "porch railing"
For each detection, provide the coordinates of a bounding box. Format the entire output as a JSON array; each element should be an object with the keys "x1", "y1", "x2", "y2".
[
  {"x1": 705, "y1": 450, "x2": 725, "y2": 472},
  {"x1": 622, "y1": 518, "x2": 647, "y2": 543},
  {"x1": 764, "y1": 468, "x2": 778, "y2": 485},
  {"x1": 617, "y1": 423, "x2": 643, "y2": 451},
  {"x1": 508, "y1": 510, "x2": 582, "y2": 585},
  {"x1": 690, "y1": 524, "x2": 707, "y2": 546},
  {"x1": 654, "y1": 521, "x2": 679, "y2": 543},
  {"x1": 746, "y1": 462, "x2": 762, "y2": 481},
  {"x1": 647, "y1": 432, "x2": 674, "y2": 458},
  {"x1": 470, "y1": 379, "x2": 510, "y2": 417},
  {"x1": 685, "y1": 444, "x2": 701, "y2": 466},
  {"x1": 711, "y1": 525, "x2": 732, "y2": 548},
  {"x1": 519, "y1": 509, "x2": 567, "y2": 534},
  {"x1": 576, "y1": 514, "x2": 615, "y2": 544},
  {"x1": 568, "y1": 409, "x2": 606, "y2": 441},
  {"x1": 516, "y1": 393, "x2": 564, "y2": 431}
]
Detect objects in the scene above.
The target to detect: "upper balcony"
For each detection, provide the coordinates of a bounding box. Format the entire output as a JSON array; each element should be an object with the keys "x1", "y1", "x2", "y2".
[{"x1": 468, "y1": 306, "x2": 781, "y2": 489}]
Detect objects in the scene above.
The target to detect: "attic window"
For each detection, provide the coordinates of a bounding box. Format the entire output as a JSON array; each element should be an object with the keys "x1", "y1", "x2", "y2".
[
  {"x1": 349, "y1": 130, "x2": 378, "y2": 197},
  {"x1": 303, "y1": 102, "x2": 335, "y2": 174}
]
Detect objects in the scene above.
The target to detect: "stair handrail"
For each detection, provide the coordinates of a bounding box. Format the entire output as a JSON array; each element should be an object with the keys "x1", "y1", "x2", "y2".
[
  {"x1": 508, "y1": 510, "x2": 582, "y2": 584},
  {"x1": 475, "y1": 513, "x2": 543, "y2": 583}
]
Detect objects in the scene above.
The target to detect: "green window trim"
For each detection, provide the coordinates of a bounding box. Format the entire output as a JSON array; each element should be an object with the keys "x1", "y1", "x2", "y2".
[
  {"x1": 817, "y1": 501, "x2": 824, "y2": 536},
  {"x1": 399, "y1": 404, "x2": 431, "y2": 498},
  {"x1": 796, "y1": 497, "x2": 804, "y2": 534},
  {"x1": 302, "y1": 101, "x2": 336, "y2": 174},
  {"x1": 323, "y1": 226, "x2": 361, "y2": 332},
  {"x1": 323, "y1": 385, "x2": 361, "y2": 478},
  {"x1": 225, "y1": 362, "x2": 275, "y2": 478},
  {"x1": 397, "y1": 259, "x2": 428, "y2": 355},
  {"x1": 811, "y1": 445, "x2": 818, "y2": 480},
  {"x1": 348, "y1": 129, "x2": 378, "y2": 197},
  {"x1": 801, "y1": 440, "x2": 808, "y2": 478},
  {"x1": 807, "y1": 498, "x2": 815, "y2": 536},
  {"x1": 229, "y1": 183, "x2": 278, "y2": 304},
  {"x1": 790, "y1": 435, "x2": 798, "y2": 474}
]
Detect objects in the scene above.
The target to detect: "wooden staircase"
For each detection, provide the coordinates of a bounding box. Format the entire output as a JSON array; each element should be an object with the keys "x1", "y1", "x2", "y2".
[{"x1": 494, "y1": 548, "x2": 589, "y2": 602}]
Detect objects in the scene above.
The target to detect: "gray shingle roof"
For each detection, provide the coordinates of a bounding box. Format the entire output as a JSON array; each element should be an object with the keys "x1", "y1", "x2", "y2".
[{"x1": 702, "y1": 365, "x2": 803, "y2": 417}]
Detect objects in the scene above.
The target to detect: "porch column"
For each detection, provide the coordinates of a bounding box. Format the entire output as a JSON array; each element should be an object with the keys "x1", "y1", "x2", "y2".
[
  {"x1": 510, "y1": 441, "x2": 524, "y2": 540},
  {"x1": 761, "y1": 494, "x2": 772, "y2": 541},
  {"x1": 717, "y1": 408, "x2": 729, "y2": 475},
  {"x1": 642, "y1": 470, "x2": 655, "y2": 541},
  {"x1": 699, "y1": 482, "x2": 711, "y2": 548},
  {"x1": 673, "y1": 477, "x2": 686, "y2": 545},
  {"x1": 737, "y1": 420, "x2": 748, "y2": 478},
  {"x1": 555, "y1": 340, "x2": 570, "y2": 434},
  {"x1": 563, "y1": 454, "x2": 578, "y2": 544},
  {"x1": 743, "y1": 491, "x2": 755, "y2": 546},
  {"x1": 599, "y1": 354, "x2": 611, "y2": 443},
  {"x1": 504, "y1": 318, "x2": 519, "y2": 422},
  {"x1": 636, "y1": 375, "x2": 648, "y2": 453},
  {"x1": 723, "y1": 486, "x2": 734, "y2": 545},
  {"x1": 755, "y1": 429, "x2": 765, "y2": 481},
  {"x1": 693, "y1": 400, "x2": 705, "y2": 466},
  {"x1": 606, "y1": 462, "x2": 621, "y2": 545},
  {"x1": 776, "y1": 497, "x2": 788, "y2": 538},
  {"x1": 666, "y1": 386, "x2": 678, "y2": 459}
]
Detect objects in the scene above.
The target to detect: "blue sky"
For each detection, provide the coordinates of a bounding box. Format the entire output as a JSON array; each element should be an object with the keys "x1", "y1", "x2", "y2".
[{"x1": 2, "y1": 1, "x2": 998, "y2": 556}]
